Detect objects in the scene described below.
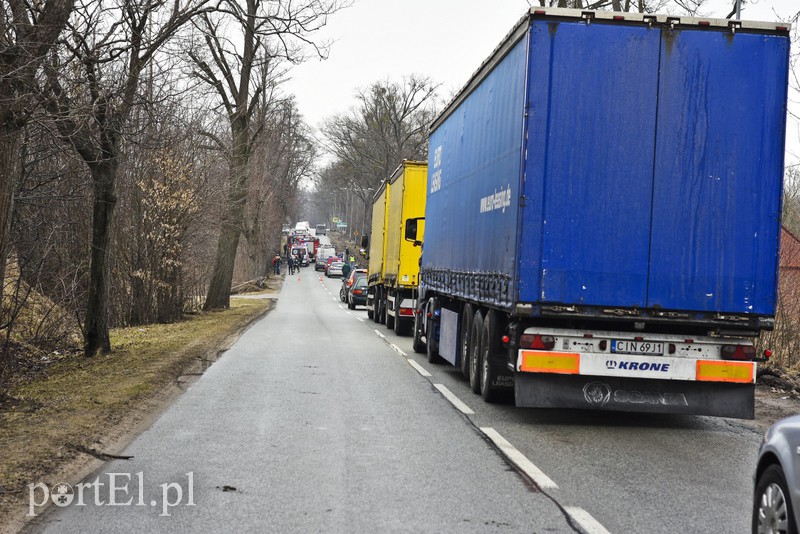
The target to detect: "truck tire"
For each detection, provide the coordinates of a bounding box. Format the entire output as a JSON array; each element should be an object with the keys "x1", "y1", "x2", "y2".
[
  {"x1": 386, "y1": 298, "x2": 395, "y2": 330},
  {"x1": 393, "y1": 312, "x2": 405, "y2": 336},
  {"x1": 412, "y1": 311, "x2": 425, "y2": 354},
  {"x1": 469, "y1": 310, "x2": 484, "y2": 394},
  {"x1": 480, "y1": 310, "x2": 501, "y2": 403},
  {"x1": 426, "y1": 315, "x2": 440, "y2": 363},
  {"x1": 459, "y1": 303, "x2": 474, "y2": 380},
  {"x1": 371, "y1": 290, "x2": 379, "y2": 323},
  {"x1": 379, "y1": 292, "x2": 387, "y2": 325}
]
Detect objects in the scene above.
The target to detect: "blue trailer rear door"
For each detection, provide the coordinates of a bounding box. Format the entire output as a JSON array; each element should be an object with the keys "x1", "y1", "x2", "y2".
[
  {"x1": 519, "y1": 19, "x2": 661, "y2": 307},
  {"x1": 647, "y1": 29, "x2": 789, "y2": 315}
]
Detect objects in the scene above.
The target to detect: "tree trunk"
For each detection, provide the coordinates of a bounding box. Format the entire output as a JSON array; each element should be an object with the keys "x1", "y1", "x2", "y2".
[
  {"x1": 203, "y1": 119, "x2": 250, "y2": 310},
  {"x1": 84, "y1": 160, "x2": 118, "y2": 355},
  {"x1": 0, "y1": 128, "x2": 21, "y2": 304},
  {"x1": 203, "y1": 166, "x2": 248, "y2": 310}
]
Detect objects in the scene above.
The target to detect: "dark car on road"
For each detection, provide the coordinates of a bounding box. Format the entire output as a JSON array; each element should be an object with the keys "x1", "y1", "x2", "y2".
[
  {"x1": 753, "y1": 414, "x2": 800, "y2": 534},
  {"x1": 347, "y1": 276, "x2": 368, "y2": 309},
  {"x1": 340, "y1": 268, "x2": 367, "y2": 302}
]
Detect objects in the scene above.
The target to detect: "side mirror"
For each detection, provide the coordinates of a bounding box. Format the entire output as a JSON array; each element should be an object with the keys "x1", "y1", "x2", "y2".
[{"x1": 404, "y1": 217, "x2": 424, "y2": 247}]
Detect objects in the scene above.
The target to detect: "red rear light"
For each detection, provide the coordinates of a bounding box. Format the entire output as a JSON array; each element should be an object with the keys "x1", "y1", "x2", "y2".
[
  {"x1": 520, "y1": 334, "x2": 555, "y2": 350},
  {"x1": 501, "y1": 335, "x2": 510, "y2": 345},
  {"x1": 353, "y1": 289, "x2": 363, "y2": 295},
  {"x1": 721, "y1": 344, "x2": 756, "y2": 361},
  {"x1": 764, "y1": 349, "x2": 773, "y2": 359},
  {"x1": 399, "y1": 308, "x2": 414, "y2": 317},
  {"x1": 427, "y1": 312, "x2": 432, "y2": 318}
]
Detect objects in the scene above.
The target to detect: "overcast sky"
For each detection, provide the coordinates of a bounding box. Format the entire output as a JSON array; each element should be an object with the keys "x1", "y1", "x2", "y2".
[{"x1": 283, "y1": 0, "x2": 800, "y2": 164}]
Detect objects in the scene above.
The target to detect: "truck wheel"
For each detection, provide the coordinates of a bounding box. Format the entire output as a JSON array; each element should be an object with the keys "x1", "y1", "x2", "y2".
[
  {"x1": 386, "y1": 295, "x2": 395, "y2": 331},
  {"x1": 371, "y1": 291, "x2": 380, "y2": 323},
  {"x1": 367, "y1": 303, "x2": 374, "y2": 320},
  {"x1": 393, "y1": 312, "x2": 406, "y2": 336},
  {"x1": 480, "y1": 310, "x2": 501, "y2": 403},
  {"x1": 459, "y1": 303, "x2": 474, "y2": 380},
  {"x1": 426, "y1": 315, "x2": 440, "y2": 363},
  {"x1": 412, "y1": 312, "x2": 425, "y2": 354},
  {"x1": 469, "y1": 310, "x2": 484, "y2": 394}
]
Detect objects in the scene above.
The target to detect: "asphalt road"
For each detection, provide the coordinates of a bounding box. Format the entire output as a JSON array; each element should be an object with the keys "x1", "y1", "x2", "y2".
[{"x1": 30, "y1": 270, "x2": 584, "y2": 533}]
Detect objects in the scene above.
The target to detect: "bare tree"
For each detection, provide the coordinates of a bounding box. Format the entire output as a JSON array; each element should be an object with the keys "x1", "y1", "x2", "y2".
[
  {"x1": 40, "y1": 0, "x2": 212, "y2": 355},
  {"x1": 319, "y1": 75, "x2": 439, "y2": 235},
  {"x1": 0, "y1": 0, "x2": 74, "y2": 311},
  {"x1": 188, "y1": 0, "x2": 347, "y2": 310}
]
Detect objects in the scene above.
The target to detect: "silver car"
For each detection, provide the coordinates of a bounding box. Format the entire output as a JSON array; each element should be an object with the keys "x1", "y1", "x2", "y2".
[
  {"x1": 753, "y1": 415, "x2": 800, "y2": 534},
  {"x1": 326, "y1": 261, "x2": 345, "y2": 278}
]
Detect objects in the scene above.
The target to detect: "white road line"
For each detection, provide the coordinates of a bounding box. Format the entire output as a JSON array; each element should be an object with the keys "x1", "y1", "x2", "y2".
[
  {"x1": 332, "y1": 297, "x2": 337, "y2": 301},
  {"x1": 374, "y1": 330, "x2": 385, "y2": 339},
  {"x1": 407, "y1": 359, "x2": 432, "y2": 377},
  {"x1": 433, "y1": 384, "x2": 475, "y2": 415},
  {"x1": 479, "y1": 427, "x2": 558, "y2": 490},
  {"x1": 338, "y1": 305, "x2": 343, "y2": 309},
  {"x1": 389, "y1": 344, "x2": 407, "y2": 357},
  {"x1": 564, "y1": 507, "x2": 611, "y2": 534},
  {"x1": 345, "y1": 311, "x2": 352, "y2": 316},
  {"x1": 357, "y1": 318, "x2": 365, "y2": 323}
]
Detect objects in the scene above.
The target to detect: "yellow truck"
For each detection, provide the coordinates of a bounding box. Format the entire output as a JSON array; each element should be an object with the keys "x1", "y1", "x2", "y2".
[{"x1": 364, "y1": 161, "x2": 427, "y2": 336}]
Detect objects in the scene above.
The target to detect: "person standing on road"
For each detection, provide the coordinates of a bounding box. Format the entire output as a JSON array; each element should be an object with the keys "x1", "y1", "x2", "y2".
[
  {"x1": 341, "y1": 262, "x2": 351, "y2": 280},
  {"x1": 272, "y1": 254, "x2": 282, "y2": 275},
  {"x1": 286, "y1": 254, "x2": 294, "y2": 275}
]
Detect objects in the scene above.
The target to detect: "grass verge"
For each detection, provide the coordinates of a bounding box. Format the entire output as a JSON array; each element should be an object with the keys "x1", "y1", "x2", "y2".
[{"x1": 0, "y1": 296, "x2": 273, "y2": 532}]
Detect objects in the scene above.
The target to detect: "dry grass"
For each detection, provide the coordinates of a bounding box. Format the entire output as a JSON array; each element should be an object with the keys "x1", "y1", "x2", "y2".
[{"x1": 0, "y1": 297, "x2": 272, "y2": 532}]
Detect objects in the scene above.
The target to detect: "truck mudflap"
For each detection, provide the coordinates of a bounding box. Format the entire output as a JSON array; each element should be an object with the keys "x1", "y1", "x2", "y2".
[{"x1": 514, "y1": 374, "x2": 755, "y2": 419}]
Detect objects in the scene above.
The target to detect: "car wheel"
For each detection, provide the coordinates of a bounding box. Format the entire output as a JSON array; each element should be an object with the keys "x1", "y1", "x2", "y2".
[
  {"x1": 426, "y1": 315, "x2": 439, "y2": 363},
  {"x1": 469, "y1": 310, "x2": 483, "y2": 394},
  {"x1": 348, "y1": 297, "x2": 355, "y2": 310},
  {"x1": 412, "y1": 311, "x2": 425, "y2": 354},
  {"x1": 754, "y1": 464, "x2": 798, "y2": 534},
  {"x1": 459, "y1": 303, "x2": 474, "y2": 380}
]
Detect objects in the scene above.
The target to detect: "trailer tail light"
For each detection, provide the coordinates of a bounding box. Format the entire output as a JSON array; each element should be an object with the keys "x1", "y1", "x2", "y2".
[
  {"x1": 519, "y1": 334, "x2": 555, "y2": 350},
  {"x1": 501, "y1": 335, "x2": 510, "y2": 345},
  {"x1": 764, "y1": 349, "x2": 773, "y2": 359},
  {"x1": 399, "y1": 308, "x2": 414, "y2": 317},
  {"x1": 721, "y1": 344, "x2": 756, "y2": 361}
]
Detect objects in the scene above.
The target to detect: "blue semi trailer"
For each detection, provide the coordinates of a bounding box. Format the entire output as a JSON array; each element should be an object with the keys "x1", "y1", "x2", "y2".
[{"x1": 408, "y1": 8, "x2": 791, "y2": 418}]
